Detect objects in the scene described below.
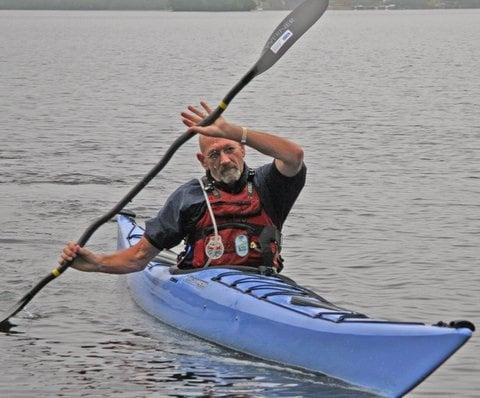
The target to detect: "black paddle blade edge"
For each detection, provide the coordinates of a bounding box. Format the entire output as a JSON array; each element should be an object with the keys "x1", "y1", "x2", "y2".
[
  {"x1": 0, "y1": 272, "x2": 56, "y2": 332},
  {"x1": 255, "y1": 0, "x2": 329, "y2": 75},
  {"x1": 0, "y1": 318, "x2": 15, "y2": 333},
  {"x1": 0, "y1": 297, "x2": 27, "y2": 332}
]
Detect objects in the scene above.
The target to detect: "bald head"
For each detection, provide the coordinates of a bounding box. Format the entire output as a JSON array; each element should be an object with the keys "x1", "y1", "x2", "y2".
[
  {"x1": 198, "y1": 135, "x2": 215, "y2": 154},
  {"x1": 198, "y1": 135, "x2": 242, "y2": 154}
]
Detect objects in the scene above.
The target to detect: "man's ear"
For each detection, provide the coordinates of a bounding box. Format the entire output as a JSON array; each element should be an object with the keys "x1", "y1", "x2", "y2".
[
  {"x1": 197, "y1": 152, "x2": 207, "y2": 169},
  {"x1": 240, "y1": 145, "x2": 246, "y2": 157}
]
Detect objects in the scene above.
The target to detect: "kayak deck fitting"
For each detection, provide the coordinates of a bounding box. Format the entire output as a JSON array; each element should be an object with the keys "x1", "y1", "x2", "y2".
[{"x1": 117, "y1": 213, "x2": 474, "y2": 398}]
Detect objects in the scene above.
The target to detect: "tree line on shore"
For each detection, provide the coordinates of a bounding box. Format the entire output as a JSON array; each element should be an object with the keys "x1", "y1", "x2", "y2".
[
  {"x1": 169, "y1": 0, "x2": 256, "y2": 11},
  {"x1": 0, "y1": 0, "x2": 168, "y2": 10},
  {"x1": 0, "y1": 0, "x2": 256, "y2": 10},
  {"x1": 1, "y1": 0, "x2": 479, "y2": 10},
  {"x1": 387, "y1": 0, "x2": 480, "y2": 8}
]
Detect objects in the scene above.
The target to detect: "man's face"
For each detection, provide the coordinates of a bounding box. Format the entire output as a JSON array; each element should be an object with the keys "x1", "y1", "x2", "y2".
[{"x1": 197, "y1": 137, "x2": 245, "y2": 185}]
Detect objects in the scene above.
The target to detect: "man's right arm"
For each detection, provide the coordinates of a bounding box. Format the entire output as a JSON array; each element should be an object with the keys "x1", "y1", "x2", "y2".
[{"x1": 60, "y1": 236, "x2": 160, "y2": 274}]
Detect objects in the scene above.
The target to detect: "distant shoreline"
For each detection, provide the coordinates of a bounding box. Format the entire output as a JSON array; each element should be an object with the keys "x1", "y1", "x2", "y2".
[
  {"x1": 1, "y1": 7, "x2": 479, "y2": 10},
  {"x1": 1, "y1": 0, "x2": 479, "y2": 11}
]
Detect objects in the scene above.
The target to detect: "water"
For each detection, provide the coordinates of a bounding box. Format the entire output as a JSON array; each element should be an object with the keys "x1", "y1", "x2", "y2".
[{"x1": 1, "y1": 8, "x2": 479, "y2": 397}]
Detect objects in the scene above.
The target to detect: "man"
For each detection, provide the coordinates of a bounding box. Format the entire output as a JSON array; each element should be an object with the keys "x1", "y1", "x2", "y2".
[{"x1": 60, "y1": 101, "x2": 306, "y2": 273}]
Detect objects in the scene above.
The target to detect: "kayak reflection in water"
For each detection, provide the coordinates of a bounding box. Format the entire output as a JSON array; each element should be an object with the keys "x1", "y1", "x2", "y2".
[{"x1": 60, "y1": 100, "x2": 306, "y2": 274}]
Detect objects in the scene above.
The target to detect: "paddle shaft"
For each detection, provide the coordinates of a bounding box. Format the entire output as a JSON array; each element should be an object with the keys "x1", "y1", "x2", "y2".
[{"x1": 1, "y1": 69, "x2": 256, "y2": 321}]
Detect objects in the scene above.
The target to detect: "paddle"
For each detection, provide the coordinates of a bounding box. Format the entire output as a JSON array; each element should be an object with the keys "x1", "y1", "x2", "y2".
[{"x1": 0, "y1": 0, "x2": 329, "y2": 332}]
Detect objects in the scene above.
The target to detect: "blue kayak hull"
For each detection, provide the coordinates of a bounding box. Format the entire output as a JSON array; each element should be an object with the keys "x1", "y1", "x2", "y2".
[{"x1": 118, "y1": 214, "x2": 472, "y2": 397}]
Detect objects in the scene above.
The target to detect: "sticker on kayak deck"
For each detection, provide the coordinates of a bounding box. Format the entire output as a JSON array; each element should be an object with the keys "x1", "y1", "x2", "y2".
[
  {"x1": 185, "y1": 276, "x2": 208, "y2": 289},
  {"x1": 205, "y1": 235, "x2": 224, "y2": 260},
  {"x1": 235, "y1": 235, "x2": 249, "y2": 257},
  {"x1": 270, "y1": 30, "x2": 293, "y2": 54}
]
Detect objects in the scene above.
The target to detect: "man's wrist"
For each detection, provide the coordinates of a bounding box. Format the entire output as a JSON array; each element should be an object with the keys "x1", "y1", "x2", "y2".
[{"x1": 91, "y1": 254, "x2": 104, "y2": 272}]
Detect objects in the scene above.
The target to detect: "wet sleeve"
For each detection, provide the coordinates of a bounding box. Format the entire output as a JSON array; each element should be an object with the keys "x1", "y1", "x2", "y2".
[
  {"x1": 255, "y1": 161, "x2": 307, "y2": 228},
  {"x1": 144, "y1": 182, "x2": 202, "y2": 250}
]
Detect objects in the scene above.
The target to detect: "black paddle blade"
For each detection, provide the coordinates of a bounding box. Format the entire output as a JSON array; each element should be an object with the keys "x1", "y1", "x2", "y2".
[
  {"x1": 0, "y1": 272, "x2": 55, "y2": 331},
  {"x1": 0, "y1": 315, "x2": 17, "y2": 333},
  {"x1": 0, "y1": 299, "x2": 27, "y2": 332},
  {"x1": 0, "y1": 293, "x2": 33, "y2": 332},
  {"x1": 255, "y1": 0, "x2": 329, "y2": 75}
]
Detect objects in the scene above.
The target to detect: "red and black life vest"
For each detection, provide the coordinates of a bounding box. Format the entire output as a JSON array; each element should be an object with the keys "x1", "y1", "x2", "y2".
[{"x1": 181, "y1": 170, "x2": 282, "y2": 270}]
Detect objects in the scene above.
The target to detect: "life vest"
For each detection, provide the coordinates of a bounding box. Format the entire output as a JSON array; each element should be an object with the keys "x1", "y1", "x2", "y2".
[{"x1": 180, "y1": 170, "x2": 282, "y2": 270}]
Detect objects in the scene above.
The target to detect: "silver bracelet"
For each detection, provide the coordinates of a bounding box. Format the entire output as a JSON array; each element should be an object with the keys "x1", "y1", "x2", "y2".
[{"x1": 241, "y1": 126, "x2": 248, "y2": 144}]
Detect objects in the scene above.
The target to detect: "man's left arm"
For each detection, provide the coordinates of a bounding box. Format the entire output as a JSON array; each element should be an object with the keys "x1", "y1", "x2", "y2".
[
  {"x1": 231, "y1": 125, "x2": 304, "y2": 177},
  {"x1": 182, "y1": 101, "x2": 304, "y2": 177}
]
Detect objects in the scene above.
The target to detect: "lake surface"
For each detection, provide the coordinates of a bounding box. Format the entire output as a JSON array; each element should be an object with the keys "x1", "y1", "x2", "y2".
[{"x1": 1, "y1": 8, "x2": 479, "y2": 397}]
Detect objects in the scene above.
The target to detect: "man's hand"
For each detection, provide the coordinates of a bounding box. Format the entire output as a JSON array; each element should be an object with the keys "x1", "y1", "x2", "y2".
[
  {"x1": 59, "y1": 242, "x2": 101, "y2": 272},
  {"x1": 181, "y1": 101, "x2": 230, "y2": 138}
]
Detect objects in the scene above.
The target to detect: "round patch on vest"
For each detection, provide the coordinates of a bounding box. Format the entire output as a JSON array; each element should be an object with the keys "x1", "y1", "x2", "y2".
[
  {"x1": 235, "y1": 235, "x2": 249, "y2": 257},
  {"x1": 205, "y1": 235, "x2": 224, "y2": 260}
]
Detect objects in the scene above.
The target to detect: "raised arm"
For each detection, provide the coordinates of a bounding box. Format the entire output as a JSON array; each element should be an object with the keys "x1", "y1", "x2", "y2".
[{"x1": 182, "y1": 101, "x2": 304, "y2": 177}]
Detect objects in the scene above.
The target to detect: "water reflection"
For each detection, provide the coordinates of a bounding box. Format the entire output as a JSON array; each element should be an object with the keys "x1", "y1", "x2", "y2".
[{"x1": 1, "y1": 315, "x2": 377, "y2": 397}]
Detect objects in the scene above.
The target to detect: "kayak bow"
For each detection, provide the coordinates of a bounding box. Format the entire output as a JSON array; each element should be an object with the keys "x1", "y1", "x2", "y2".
[{"x1": 118, "y1": 214, "x2": 473, "y2": 398}]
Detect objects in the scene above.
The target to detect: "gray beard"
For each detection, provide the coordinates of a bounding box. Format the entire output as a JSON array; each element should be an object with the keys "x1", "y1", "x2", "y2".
[{"x1": 219, "y1": 167, "x2": 242, "y2": 185}]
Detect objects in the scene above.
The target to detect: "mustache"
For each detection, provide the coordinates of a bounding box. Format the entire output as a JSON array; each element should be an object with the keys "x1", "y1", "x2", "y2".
[{"x1": 220, "y1": 164, "x2": 237, "y2": 173}]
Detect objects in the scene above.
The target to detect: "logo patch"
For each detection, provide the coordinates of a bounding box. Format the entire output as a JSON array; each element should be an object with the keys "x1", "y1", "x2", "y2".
[
  {"x1": 270, "y1": 29, "x2": 293, "y2": 54},
  {"x1": 205, "y1": 235, "x2": 224, "y2": 260},
  {"x1": 235, "y1": 235, "x2": 249, "y2": 257},
  {"x1": 185, "y1": 276, "x2": 208, "y2": 289}
]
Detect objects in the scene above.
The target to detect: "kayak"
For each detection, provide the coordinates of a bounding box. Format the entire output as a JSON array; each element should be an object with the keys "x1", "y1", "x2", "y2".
[{"x1": 117, "y1": 213, "x2": 474, "y2": 397}]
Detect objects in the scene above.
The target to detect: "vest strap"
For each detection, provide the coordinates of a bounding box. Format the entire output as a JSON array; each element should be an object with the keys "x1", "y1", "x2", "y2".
[
  {"x1": 191, "y1": 222, "x2": 265, "y2": 241},
  {"x1": 258, "y1": 225, "x2": 283, "y2": 272}
]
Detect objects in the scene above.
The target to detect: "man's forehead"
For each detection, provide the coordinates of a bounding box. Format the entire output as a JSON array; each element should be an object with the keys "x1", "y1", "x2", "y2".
[{"x1": 199, "y1": 136, "x2": 239, "y2": 153}]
